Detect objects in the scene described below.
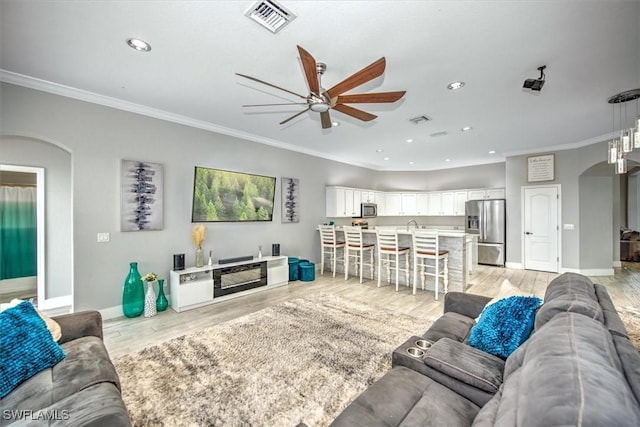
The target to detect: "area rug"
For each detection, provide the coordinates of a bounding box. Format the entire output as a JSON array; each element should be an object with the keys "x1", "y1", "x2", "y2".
[
  {"x1": 618, "y1": 307, "x2": 640, "y2": 350},
  {"x1": 113, "y1": 295, "x2": 434, "y2": 427}
]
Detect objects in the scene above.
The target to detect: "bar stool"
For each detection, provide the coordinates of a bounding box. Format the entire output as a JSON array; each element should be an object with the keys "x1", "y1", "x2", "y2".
[
  {"x1": 412, "y1": 229, "x2": 449, "y2": 299},
  {"x1": 376, "y1": 228, "x2": 411, "y2": 291},
  {"x1": 318, "y1": 224, "x2": 345, "y2": 277},
  {"x1": 343, "y1": 226, "x2": 375, "y2": 283}
]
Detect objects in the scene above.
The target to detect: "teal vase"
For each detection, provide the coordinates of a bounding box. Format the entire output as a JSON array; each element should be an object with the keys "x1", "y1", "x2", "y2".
[
  {"x1": 122, "y1": 262, "x2": 144, "y2": 318},
  {"x1": 156, "y1": 278, "x2": 169, "y2": 312}
]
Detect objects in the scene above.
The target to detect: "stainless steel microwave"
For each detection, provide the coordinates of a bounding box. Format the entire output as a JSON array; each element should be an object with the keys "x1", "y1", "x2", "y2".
[{"x1": 360, "y1": 203, "x2": 377, "y2": 218}]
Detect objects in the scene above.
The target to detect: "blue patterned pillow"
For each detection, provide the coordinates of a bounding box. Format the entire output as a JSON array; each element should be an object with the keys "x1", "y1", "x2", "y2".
[
  {"x1": 469, "y1": 296, "x2": 543, "y2": 359},
  {"x1": 0, "y1": 301, "x2": 66, "y2": 398}
]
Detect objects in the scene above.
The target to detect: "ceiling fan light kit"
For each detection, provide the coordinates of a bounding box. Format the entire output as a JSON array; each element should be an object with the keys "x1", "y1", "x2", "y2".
[{"x1": 236, "y1": 45, "x2": 406, "y2": 129}]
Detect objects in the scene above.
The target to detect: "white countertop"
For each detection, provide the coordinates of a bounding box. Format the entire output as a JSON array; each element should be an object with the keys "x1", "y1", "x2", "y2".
[{"x1": 334, "y1": 225, "x2": 471, "y2": 238}]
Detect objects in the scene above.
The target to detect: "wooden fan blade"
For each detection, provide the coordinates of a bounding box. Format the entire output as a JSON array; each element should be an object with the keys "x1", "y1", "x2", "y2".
[
  {"x1": 297, "y1": 45, "x2": 320, "y2": 95},
  {"x1": 326, "y1": 57, "x2": 386, "y2": 99},
  {"x1": 333, "y1": 104, "x2": 377, "y2": 122},
  {"x1": 336, "y1": 91, "x2": 406, "y2": 104},
  {"x1": 236, "y1": 73, "x2": 307, "y2": 100},
  {"x1": 279, "y1": 107, "x2": 310, "y2": 125},
  {"x1": 320, "y1": 111, "x2": 332, "y2": 129},
  {"x1": 242, "y1": 103, "x2": 308, "y2": 107}
]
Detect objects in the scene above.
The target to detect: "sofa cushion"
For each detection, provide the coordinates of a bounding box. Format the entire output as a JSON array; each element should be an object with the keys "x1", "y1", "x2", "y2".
[
  {"x1": 594, "y1": 283, "x2": 629, "y2": 338},
  {"x1": 424, "y1": 338, "x2": 504, "y2": 394},
  {"x1": 473, "y1": 312, "x2": 640, "y2": 427},
  {"x1": 1, "y1": 336, "x2": 122, "y2": 412},
  {"x1": 468, "y1": 296, "x2": 542, "y2": 359},
  {"x1": 329, "y1": 366, "x2": 480, "y2": 427},
  {"x1": 422, "y1": 312, "x2": 476, "y2": 343},
  {"x1": 0, "y1": 301, "x2": 66, "y2": 398},
  {"x1": 535, "y1": 272, "x2": 603, "y2": 330}
]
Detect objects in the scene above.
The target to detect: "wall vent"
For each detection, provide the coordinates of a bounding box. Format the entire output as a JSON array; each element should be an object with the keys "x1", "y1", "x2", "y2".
[
  {"x1": 409, "y1": 115, "x2": 431, "y2": 124},
  {"x1": 245, "y1": 0, "x2": 297, "y2": 33},
  {"x1": 429, "y1": 131, "x2": 449, "y2": 137}
]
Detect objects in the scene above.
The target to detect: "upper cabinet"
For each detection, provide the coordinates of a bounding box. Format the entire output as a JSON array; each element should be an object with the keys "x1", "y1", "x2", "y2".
[
  {"x1": 467, "y1": 188, "x2": 505, "y2": 200},
  {"x1": 384, "y1": 193, "x2": 417, "y2": 216},
  {"x1": 326, "y1": 187, "x2": 362, "y2": 217},
  {"x1": 326, "y1": 186, "x2": 501, "y2": 217}
]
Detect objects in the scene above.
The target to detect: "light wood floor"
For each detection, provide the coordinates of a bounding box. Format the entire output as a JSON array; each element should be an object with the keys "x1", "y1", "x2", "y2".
[{"x1": 103, "y1": 263, "x2": 640, "y2": 358}]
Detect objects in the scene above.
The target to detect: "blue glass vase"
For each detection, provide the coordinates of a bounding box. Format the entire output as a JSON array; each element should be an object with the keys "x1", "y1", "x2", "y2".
[
  {"x1": 156, "y1": 278, "x2": 168, "y2": 312},
  {"x1": 122, "y1": 262, "x2": 144, "y2": 318}
]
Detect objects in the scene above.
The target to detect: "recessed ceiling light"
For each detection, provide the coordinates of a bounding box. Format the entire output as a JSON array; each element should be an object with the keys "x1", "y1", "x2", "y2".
[
  {"x1": 405, "y1": 138, "x2": 413, "y2": 143},
  {"x1": 332, "y1": 121, "x2": 340, "y2": 127},
  {"x1": 126, "y1": 38, "x2": 151, "y2": 52},
  {"x1": 376, "y1": 149, "x2": 384, "y2": 153},
  {"x1": 489, "y1": 150, "x2": 496, "y2": 154},
  {"x1": 383, "y1": 157, "x2": 390, "y2": 161},
  {"x1": 409, "y1": 161, "x2": 415, "y2": 165},
  {"x1": 447, "y1": 81, "x2": 465, "y2": 90},
  {"x1": 445, "y1": 158, "x2": 451, "y2": 162},
  {"x1": 461, "y1": 126, "x2": 473, "y2": 132}
]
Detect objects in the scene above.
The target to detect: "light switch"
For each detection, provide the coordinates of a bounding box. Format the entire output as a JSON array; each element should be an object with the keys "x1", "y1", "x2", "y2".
[
  {"x1": 563, "y1": 224, "x2": 575, "y2": 230},
  {"x1": 97, "y1": 232, "x2": 110, "y2": 242}
]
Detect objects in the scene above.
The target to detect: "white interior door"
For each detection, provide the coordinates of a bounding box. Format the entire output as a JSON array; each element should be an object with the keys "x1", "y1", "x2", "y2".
[{"x1": 523, "y1": 186, "x2": 559, "y2": 272}]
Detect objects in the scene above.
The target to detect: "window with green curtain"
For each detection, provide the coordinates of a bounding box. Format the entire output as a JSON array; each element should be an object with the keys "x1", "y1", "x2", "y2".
[{"x1": 0, "y1": 186, "x2": 37, "y2": 280}]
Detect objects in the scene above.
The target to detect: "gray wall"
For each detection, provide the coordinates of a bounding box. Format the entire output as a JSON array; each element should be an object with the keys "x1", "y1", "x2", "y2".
[
  {"x1": 0, "y1": 82, "x2": 377, "y2": 311},
  {"x1": 505, "y1": 142, "x2": 638, "y2": 270},
  {"x1": 1, "y1": 136, "x2": 72, "y2": 298},
  {"x1": 376, "y1": 163, "x2": 506, "y2": 191},
  {"x1": 579, "y1": 174, "x2": 613, "y2": 269}
]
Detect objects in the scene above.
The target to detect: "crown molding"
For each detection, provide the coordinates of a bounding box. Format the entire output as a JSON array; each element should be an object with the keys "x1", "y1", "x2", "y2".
[
  {"x1": 0, "y1": 70, "x2": 375, "y2": 170},
  {"x1": 502, "y1": 132, "x2": 612, "y2": 158}
]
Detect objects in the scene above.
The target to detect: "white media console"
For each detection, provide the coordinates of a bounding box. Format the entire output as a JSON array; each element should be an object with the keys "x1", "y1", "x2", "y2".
[{"x1": 169, "y1": 255, "x2": 289, "y2": 312}]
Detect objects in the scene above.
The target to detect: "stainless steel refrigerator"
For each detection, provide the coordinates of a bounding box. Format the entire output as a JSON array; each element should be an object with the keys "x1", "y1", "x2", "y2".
[{"x1": 465, "y1": 199, "x2": 506, "y2": 266}]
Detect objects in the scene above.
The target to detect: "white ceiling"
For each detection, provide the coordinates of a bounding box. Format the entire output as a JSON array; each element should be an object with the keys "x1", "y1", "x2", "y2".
[{"x1": 1, "y1": 1, "x2": 639, "y2": 171}]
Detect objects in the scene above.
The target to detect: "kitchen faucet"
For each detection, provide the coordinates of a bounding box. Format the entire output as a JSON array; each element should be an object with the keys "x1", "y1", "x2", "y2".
[{"x1": 406, "y1": 219, "x2": 419, "y2": 231}]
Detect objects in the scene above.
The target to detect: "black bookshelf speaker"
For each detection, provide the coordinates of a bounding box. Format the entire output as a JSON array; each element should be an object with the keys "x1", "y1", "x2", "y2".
[
  {"x1": 272, "y1": 244, "x2": 280, "y2": 256},
  {"x1": 173, "y1": 254, "x2": 185, "y2": 271}
]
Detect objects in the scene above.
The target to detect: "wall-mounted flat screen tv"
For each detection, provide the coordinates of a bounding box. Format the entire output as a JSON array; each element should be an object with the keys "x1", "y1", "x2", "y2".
[{"x1": 191, "y1": 166, "x2": 276, "y2": 222}]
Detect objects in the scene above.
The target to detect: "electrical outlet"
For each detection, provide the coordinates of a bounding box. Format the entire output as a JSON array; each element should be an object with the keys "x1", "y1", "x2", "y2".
[{"x1": 97, "y1": 232, "x2": 110, "y2": 243}]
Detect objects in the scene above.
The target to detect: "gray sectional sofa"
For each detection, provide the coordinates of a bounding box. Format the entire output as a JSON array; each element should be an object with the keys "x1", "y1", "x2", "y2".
[
  {"x1": 1, "y1": 311, "x2": 131, "y2": 426},
  {"x1": 330, "y1": 273, "x2": 640, "y2": 426}
]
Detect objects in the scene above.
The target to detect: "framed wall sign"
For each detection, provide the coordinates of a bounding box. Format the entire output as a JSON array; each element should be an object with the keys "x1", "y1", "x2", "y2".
[
  {"x1": 121, "y1": 160, "x2": 164, "y2": 231},
  {"x1": 527, "y1": 154, "x2": 555, "y2": 182}
]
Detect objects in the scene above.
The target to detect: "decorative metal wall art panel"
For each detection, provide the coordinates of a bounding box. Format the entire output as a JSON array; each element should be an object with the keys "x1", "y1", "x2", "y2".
[
  {"x1": 121, "y1": 160, "x2": 164, "y2": 231},
  {"x1": 281, "y1": 177, "x2": 299, "y2": 223}
]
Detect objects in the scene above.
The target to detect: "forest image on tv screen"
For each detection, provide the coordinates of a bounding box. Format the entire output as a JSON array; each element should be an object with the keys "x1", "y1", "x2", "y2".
[{"x1": 192, "y1": 167, "x2": 276, "y2": 222}]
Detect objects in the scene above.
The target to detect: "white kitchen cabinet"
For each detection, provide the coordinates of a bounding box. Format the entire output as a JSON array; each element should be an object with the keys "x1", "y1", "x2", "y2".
[
  {"x1": 326, "y1": 187, "x2": 346, "y2": 217},
  {"x1": 384, "y1": 193, "x2": 402, "y2": 216},
  {"x1": 454, "y1": 191, "x2": 468, "y2": 216},
  {"x1": 467, "y1": 188, "x2": 505, "y2": 200},
  {"x1": 416, "y1": 193, "x2": 429, "y2": 215},
  {"x1": 426, "y1": 191, "x2": 467, "y2": 216},
  {"x1": 326, "y1": 187, "x2": 362, "y2": 217},
  {"x1": 383, "y1": 193, "x2": 417, "y2": 216},
  {"x1": 427, "y1": 192, "x2": 442, "y2": 215},
  {"x1": 361, "y1": 191, "x2": 375, "y2": 203},
  {"x1": 401, "y1": 193, "x2": 417, "y2": 215},
  {"x1": 373, "y1": 191, "x2": 386, "y2": 215}
]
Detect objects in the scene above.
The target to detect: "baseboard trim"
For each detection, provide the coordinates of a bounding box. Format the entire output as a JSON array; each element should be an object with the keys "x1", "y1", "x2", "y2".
[
  {"x1": 505, "y1": 262, "x2": 523, "y2": 269},
  {"x1": 560, "y1": 267, "x2": 614, "y2": 276},
  {"x1": 0, "y1": 276, "x2": 37, "y2": 293}
]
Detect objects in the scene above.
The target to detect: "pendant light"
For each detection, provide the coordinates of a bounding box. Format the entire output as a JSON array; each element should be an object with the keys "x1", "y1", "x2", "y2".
[{"x1": 607, "y1": 89, "x2": 640, "y2": 174}]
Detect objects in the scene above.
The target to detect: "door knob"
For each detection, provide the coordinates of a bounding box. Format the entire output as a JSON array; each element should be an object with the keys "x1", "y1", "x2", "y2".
[{"x1": 525, "y1": 231, "x2": 533, "y2": 235}]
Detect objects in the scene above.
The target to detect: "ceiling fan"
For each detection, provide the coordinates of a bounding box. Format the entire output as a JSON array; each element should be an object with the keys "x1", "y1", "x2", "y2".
[{"x1": 236, "y1": 45, "x2": 406, "y2": 129}]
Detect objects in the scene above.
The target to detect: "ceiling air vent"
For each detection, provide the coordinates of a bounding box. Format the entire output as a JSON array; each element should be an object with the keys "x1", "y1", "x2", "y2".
[
  {"x1": 430, "y1": 131, "x2": 449, "y2": 138},
  {"x1": 245, "y1": 0, "x2": 297, "y2": 33},
  {"x1": 409, "y1": 115, "x2": 431, "y2": 124}
]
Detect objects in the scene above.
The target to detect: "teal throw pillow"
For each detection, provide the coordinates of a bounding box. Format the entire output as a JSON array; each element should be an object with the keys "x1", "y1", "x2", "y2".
[
  {"x1": 469, "y1": 295, "x2": 542, "y2": 359},
  {"x1": 0, "y1": 301, "x2": 66, "y2": 398}
]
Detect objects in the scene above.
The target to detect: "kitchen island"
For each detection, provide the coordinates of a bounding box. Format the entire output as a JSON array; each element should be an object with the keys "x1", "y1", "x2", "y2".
[{"x1": 331, "y1": 227, "x2": 475, "y2": 293}]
